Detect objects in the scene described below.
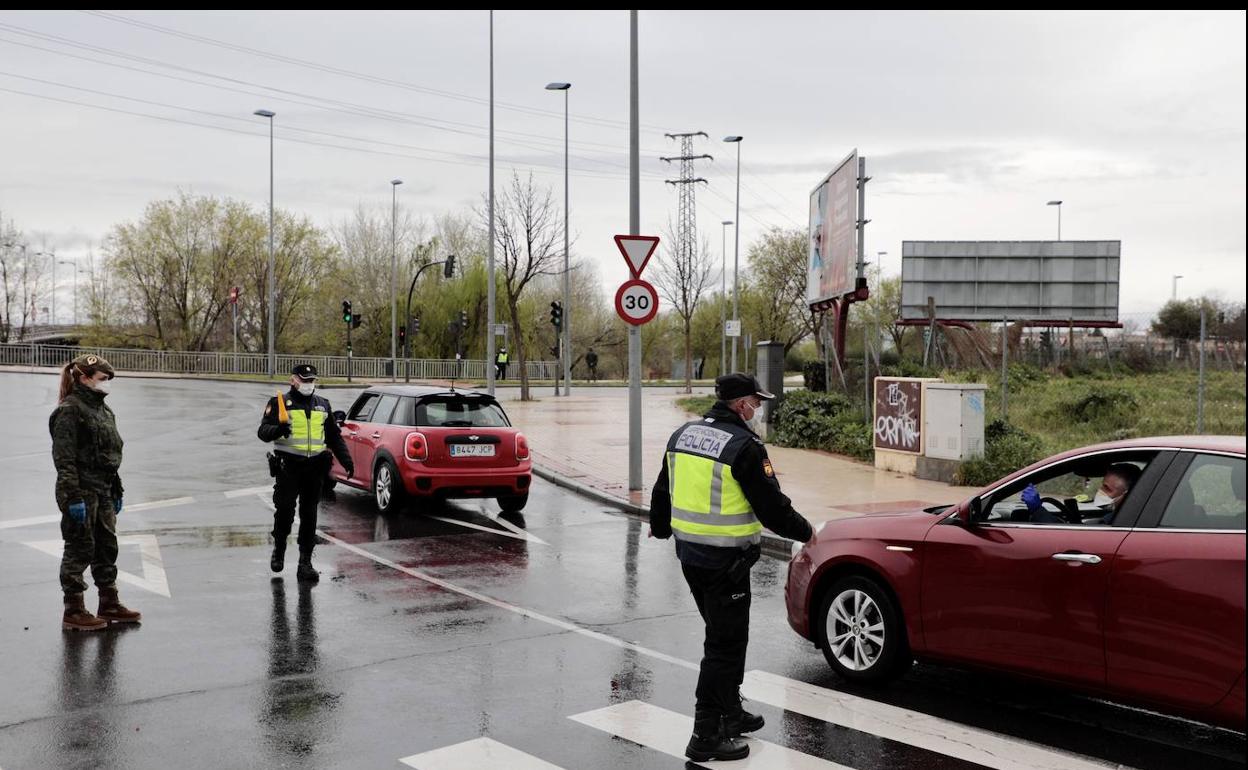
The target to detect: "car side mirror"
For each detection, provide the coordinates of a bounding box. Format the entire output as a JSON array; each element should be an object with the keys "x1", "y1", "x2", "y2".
[
  {"x1": 963, "y1": 498, "x2": 982, "y2": 525},
  {"x1": 333, "y1": 410, "x2": 346, "y2": 426}
]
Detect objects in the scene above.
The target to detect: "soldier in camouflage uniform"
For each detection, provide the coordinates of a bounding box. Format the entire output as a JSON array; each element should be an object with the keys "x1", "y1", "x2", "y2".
[{"x1": 50, "y1": 354, "x2": 142, "y2": 631}]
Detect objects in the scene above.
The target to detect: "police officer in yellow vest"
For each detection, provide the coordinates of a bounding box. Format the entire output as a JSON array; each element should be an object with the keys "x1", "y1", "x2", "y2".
[
  {"x1": 650, "y1": 373, "x2": 813, "y2": 762},
  {"x1": 257, "y1": 364, "x2": 354, "y2": 582}
]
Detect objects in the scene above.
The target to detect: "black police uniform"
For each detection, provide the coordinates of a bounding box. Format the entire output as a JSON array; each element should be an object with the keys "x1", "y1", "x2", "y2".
[
  {"x1": 257, "y1": 366, "x2": 353, "y2": 576},
  {"x1": 649, "y1": 374, "x2": 813, "y2": 759}
]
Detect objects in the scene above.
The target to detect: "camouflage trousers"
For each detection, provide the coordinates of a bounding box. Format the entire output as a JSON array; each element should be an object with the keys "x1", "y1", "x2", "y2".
[{"x1": 59, "y1": 490, "x2": 119, "y2": 595}]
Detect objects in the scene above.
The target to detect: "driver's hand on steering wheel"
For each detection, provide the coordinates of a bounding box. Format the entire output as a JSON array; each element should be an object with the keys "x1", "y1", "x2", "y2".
[{"x1": 1021, "y1": 484, "x2": 1042, "y2": 512}]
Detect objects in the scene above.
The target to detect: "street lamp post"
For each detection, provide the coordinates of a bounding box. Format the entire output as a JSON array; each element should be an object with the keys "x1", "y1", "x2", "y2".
[
  {"x1": 58, "y1": 259, "x2": 78, "y2": 325},
  {"x1": 546, "y1": 81, "x2": 572, "y2": 396},
  {"x1": 390, "y1": 179, "x2": 403, "y2": 382},
  {"x1": 720, "y1": 220, "x2": 733, "y2": 375},
  {"x1": 1172, "y1": 274, "x2": 1183, "y2": 301},
  {"x1": 1047, "y1": 200, "x2": 1062, "y2": 241},
  {"x1": 724, "y1": 136, "x2": 743, "y2": 372},
  {"x1": 254, "y1": 109, "x2": 277, "y2": 377}
]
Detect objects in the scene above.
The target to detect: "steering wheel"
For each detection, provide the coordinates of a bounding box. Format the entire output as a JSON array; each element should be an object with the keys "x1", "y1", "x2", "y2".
[{"x1": 1039, "y1": 496, "x2": 1081, "y2": 523}]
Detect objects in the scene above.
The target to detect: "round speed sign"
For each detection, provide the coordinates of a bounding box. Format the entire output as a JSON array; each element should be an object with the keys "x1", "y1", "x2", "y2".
[{"x1": 615, "y1": 279, "x2": 659, "y2": 326}]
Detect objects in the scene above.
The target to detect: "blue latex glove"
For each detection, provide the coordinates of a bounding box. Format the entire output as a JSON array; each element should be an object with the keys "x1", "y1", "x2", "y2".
[
  {"x1": 67, "y1": 500, "x2": 87, "y2": 524},
  {"x1": 1021, "y1": 484, "x2": 1042, "y2": 512},
  {"x1": 114, "y1": 498, "x2": 123, "y2": 515}
]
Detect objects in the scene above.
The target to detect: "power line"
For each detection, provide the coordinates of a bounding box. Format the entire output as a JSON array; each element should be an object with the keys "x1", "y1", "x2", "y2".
[
  {"x1": 0, "y1": 84, "x2": 659, "y2": 183},
  {"x1": 80, "y1": 10, "x2": 671, "y2": 132},
  {"x1": 0, "y1": 33, "x2": 673, "y2": 162}
]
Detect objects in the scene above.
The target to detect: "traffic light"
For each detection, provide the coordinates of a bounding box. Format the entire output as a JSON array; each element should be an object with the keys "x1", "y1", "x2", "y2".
[
  {"x1": 352, "y1": 313, "x2": 364, "y2": 329},
  {"x1": 341, "y1": 299, "x2": 352, "y2": 324},
  {"x1": 459, "y1": 309, "x2": 468, "y2": 329},
  {"x1": 412, "y1": 317, "x2": 421, "y2": 333},
  {"x1": 443, "y1": 254, "x2": 456, "y2": 279},
  {"x1": 550, "y1": 300, "x2": 562, "y2": 330},
  {"x1": 398, "y1": 324, "x2": 406, "y2": 346}
]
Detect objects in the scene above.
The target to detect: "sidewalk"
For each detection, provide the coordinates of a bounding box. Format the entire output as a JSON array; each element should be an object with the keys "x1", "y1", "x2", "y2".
[{"x1": 503, "y1": 387, "x2": 979, "y2": 554}]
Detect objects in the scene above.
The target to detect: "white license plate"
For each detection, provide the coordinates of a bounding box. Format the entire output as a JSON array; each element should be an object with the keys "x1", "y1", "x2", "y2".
[{"x1": 450, "y1": 444, "x2": 495, "y2": 458}]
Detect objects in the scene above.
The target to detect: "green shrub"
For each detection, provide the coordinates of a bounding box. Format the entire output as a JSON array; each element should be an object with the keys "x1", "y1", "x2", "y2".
[
  {"x1": 1053, "y1": 387, "x2": 1140, "y2": 431},
  {"x1": 772, "y1": 390, "x2": 873, "y2": 461},
  {"x1": 956, "y1": 421, "x2": 1044, "y2": 487}
]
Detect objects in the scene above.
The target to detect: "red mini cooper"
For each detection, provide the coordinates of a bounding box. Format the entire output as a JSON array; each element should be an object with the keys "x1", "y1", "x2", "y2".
[{"x1": 328, "y1": 386, "x2": 531, "y2": 515}]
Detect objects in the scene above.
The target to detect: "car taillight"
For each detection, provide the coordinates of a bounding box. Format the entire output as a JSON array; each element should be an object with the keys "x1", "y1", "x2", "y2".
[
  {"x1": 405, "y1": 432, "x2": 428, "y2": 462},
  {"x1": 515, "y1": 433, "x2": 530, "y2": 461}
]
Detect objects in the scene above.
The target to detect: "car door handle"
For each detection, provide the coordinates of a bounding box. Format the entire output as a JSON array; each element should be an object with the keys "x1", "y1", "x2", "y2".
[
  {"x1": 348, "y1": 431, "x2": 358, "y2": 437},
  {"x1": 370, "y1": 432, "x2": 382, "y2": 439},
  {"x1": 1052, "y1": 552, "x2": 1102, "y2": 565}
]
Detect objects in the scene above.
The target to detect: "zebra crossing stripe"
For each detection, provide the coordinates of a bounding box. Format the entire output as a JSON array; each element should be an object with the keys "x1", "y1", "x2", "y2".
[
  {"x1": 742, "y1": 670, "x2": 1125, "y2": 770},
  {"x1": 400, "y1": 737, "x2": 566, "y2": 769},
  {"x1": 569, "y1": 700, "x2": 854, "y2": 769}
]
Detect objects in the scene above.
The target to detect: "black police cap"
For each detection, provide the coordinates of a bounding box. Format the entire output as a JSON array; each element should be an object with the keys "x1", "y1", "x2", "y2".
[
  {"x1": 715, "y1": 373, "x2": 775, "y2": 401},
  {"x1": 291, "y1": 364, "x2": 318, "y2": 381}
]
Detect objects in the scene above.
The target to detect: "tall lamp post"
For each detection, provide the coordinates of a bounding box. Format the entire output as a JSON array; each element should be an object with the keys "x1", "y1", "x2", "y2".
[
  {"x1": 254, "y1": 109, "x2": 277, "y2": 377},
  {"x1": 723, "y1": 135, "x2": 743, "y2": 371}
]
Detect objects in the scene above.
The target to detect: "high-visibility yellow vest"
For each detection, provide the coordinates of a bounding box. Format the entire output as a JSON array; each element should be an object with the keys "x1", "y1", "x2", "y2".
[
  {"x1": 665, "y1": 419, "x2": 762, "y2": 547},
  {"x1": 274, "y1": 399, "x2": 328, "y2": 457}
]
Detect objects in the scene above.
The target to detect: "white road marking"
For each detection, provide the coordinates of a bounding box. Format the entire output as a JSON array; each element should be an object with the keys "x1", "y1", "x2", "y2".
[
  {"x1": 490, "y1": 513, "x2": 549, "y2": 545},
  {"x1": 0, "y1": 514, "x2": 61, "y2": 530},
  {"x1": 23, "y1": 534, "x2": 171, "y2": 597},
  {"x1": 127, "y1": 496, "x2": 195, "y2": 512},
  {"x1": 742, "y1": 670, "x2": 1125, "y2": 770},
  {"x1": 569, "y1": 700, "x2": 853, "y2": 769},
  {"x1": 0, "y1": 495, "x2": 193, "y2": 530},
  {"x1": 224, "y1": 485, "x2": 271, "y2": 498},
  {"x1": 316, "y1": 531, "x2": 697, "y2": 672},
  {"x1": 427, "y1": 515, "x2": 548, "y2": 545},
  {"x1": 400, "y1": 737, "x2": 566, "y2": 769}
]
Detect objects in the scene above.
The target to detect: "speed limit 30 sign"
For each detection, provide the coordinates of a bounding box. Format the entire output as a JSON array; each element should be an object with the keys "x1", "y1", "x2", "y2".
[{"x1": 615, "y1": 279, "x2": 659, "y2": 325}]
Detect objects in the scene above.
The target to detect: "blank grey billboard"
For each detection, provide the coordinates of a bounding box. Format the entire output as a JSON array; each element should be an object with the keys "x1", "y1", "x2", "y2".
[{"x1": 901, "y1": 241, "x2": 1120, "y2": 323}]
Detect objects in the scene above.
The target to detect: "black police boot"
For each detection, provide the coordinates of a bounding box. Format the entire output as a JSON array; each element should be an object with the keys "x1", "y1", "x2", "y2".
[
  {"x1": 270, "y1": 543, "x2": 285, "y2": 573},
  {"x1": 296, "y1": 552, "x2": 320, "y2": 583},
  {"x1": 737, "y1": 691, "x2": 765, "y2": 734},
  {"x1": 685, "y1": 716, "x2": 749, "y2": 762}
]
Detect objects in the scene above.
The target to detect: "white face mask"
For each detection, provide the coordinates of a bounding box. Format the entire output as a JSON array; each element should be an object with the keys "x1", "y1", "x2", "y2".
[
  {"x1": 297, "y1": 382, "x2": 316, "y2": 397},
  {"x1": 92, "y1": 379, "x2": 112, "y2": 395},
  {"x1": 1093, "y1": 491, "x2": 1116, "y2": 509}
]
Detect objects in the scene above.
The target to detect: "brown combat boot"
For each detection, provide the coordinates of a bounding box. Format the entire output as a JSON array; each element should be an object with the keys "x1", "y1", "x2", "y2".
[
  {"x1": 63, "y1": 593, "x2": 107, "y2": 632},
  {"x1": 97, "y1": 586, "x2": 142, "y2": 624}
]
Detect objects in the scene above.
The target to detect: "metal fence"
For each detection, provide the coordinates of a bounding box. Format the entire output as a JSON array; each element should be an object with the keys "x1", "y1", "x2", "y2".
[{"x1": 0, "y1": 343, "x2": 561, "y2": 381}]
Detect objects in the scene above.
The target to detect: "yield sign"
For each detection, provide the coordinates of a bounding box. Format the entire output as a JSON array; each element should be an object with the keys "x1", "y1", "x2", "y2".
[
  {"x1": 614, "y1": 235, "x2": 660, "y2": 279},
  {"x1": 24, "y1": 535, "x2": 171, "y2": 597}
]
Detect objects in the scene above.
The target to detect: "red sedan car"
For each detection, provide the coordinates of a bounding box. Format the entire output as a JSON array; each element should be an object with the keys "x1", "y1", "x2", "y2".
[
  {"x1": 328, "y1": 386, "x2": 531, "y2": 515},
  {"x1": 786, "y1": 436, "x2": 1246, "y2": 730}
]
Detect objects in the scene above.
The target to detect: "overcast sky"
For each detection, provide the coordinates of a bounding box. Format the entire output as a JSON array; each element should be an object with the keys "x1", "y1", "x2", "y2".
[{"x1": 1, "y1": 10, "x2": 1244, "y2": 324}]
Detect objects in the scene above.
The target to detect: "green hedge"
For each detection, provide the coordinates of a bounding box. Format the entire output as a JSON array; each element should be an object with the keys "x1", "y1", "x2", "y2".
[{"x1": 771, "y1": 390, "x2": 874, "y2": 462}]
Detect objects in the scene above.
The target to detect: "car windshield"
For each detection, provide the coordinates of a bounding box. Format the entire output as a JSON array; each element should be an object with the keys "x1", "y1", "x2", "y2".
[{"x1": 416, "y1": 398, "x2": 509, "y2": 428}]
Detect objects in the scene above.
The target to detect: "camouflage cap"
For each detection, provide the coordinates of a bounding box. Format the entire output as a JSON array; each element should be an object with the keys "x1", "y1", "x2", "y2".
[{"x1": 70, "y1": 353, "x2": 115, "y2": 379}]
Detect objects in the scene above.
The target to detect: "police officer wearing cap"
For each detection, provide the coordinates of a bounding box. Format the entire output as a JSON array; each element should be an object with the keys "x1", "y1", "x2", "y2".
[
  {"x1": 650, "y1": 372, "x2": 814, "y2": 762},
  {"x1": 257, "y1": 364, "x2": 354, "y2": 582}
]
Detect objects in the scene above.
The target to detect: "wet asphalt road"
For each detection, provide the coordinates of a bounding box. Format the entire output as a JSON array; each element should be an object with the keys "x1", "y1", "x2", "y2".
[{"x1": 0, "y1": 372, "x2": 1244, "y2": 769}]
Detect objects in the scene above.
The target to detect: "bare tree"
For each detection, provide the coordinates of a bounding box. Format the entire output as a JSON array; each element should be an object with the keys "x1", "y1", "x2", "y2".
[
  {"x1": 740, "y1": 227, "x2": 816, "y2": 357},
  {"x1": 487, "y1": 172, "x2": 564, "y2": 401},
  {"x1": 652, "y1": 218, "x2": 714, "y2": 392},
  {"x1": 0, "y1": 214, "x2": 24, "y2": 342}
]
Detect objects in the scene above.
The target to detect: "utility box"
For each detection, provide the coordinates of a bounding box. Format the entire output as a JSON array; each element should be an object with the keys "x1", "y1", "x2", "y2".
[
  {"x1": 755, "y1": 341, "x2": 785, "y2": 415},
  {"x1": 924, "y1": 383, "x2": 987, "y2": 461}
]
